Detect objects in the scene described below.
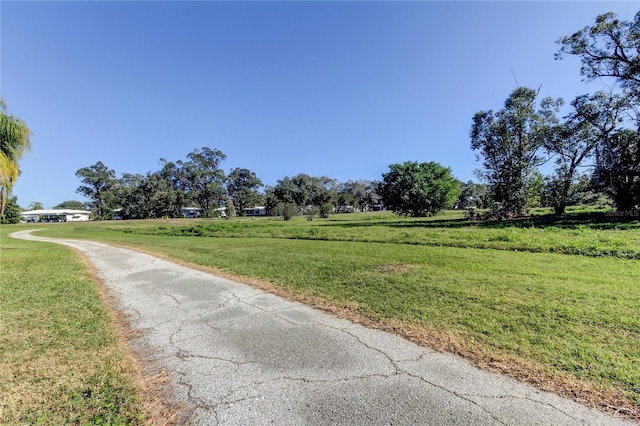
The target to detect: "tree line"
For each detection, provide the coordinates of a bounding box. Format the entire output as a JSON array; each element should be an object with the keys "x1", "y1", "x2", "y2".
[
  {"x1": 74, "y1": 148, "x2": 377, "y2": 220},
  {"x1": 74, "y1": 149, "x2": 465, "y2": 220}
]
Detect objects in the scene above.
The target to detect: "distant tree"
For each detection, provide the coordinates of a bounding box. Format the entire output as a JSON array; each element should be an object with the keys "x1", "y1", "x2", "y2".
[
  {"x1": 143, "y1": 171, "x2": 183, "y2": 218},
  {"x1": 113, "y1": 173, "x2": 148, "y2": 219},
  {"x1": 0, "y1": 97, "x2": 31, "y2": 217},
  {"x1": 227, "y1": 167, "x2": 263, "y2": 216},
  {"x1": 456, "y1": 181, "x2": 489, "y2": 209},
  {"x1": 470, "y1": 87, "x2": 560, "y2": 215},
  {"x1": 378, "y1": 161, "x2": 461, "y2": 217},
  {"x1": 75, "y1": 161, "x2": 117, "y2": 220},
  {"x1": 335, "y1": 179, "x2": 379, "y2": 212},
  {"x1": 158, "y1": 158, "x2": 188, "y2": 216},
  {"x1": 266, "y1": 174, "x2": 336, "y2": 214},
  {"x1": 53, "y1": 200, "x2": 86, "y2": 210},
  {"x1": 178, "y1": 147, "x2": 227, "y2": 217},
  {"x1": 28, "y1": 201, "x2": 44, "y2": 210}
]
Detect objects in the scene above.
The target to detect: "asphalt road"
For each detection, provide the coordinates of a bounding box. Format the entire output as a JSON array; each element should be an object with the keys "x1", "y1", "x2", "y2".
[{"x1": 11, "y1": 230, "x2": 635, "y2": 425}]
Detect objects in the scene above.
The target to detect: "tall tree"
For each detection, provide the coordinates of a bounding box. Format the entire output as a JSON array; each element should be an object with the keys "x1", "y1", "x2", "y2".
[
  {"x1": 75, "y1": 161, "x2": 117, "y2": 220},
  {"x1": 556, "y1": 11, "x2": 640, "y2": 96},
  {"x1": 0, "y1": 97, "x2": 31, "y2": 217},
  {"x1": 227, "y1": 167, "x2": 263, "y2": 216},
  {"x1": 178, "y1": 147, "x2": 227, "y2": 217},
  {"x1": 335, "y1": 179, "x2": 379, "y2": 212},
  {"x1": 470, "y1": 87, "x2": 559, "y2": 215},
  {"x1": 113, "y1": 173, "x2": 148, "y2": 219},
  {"x1": 378, "y1": 161, "x2": 461, "y2": 217},
  {"x1": 143, "y1": 171, "x2": 183, "y2": 218},
  {"x1": 543, "y1": 95, "x2": 602, "y2": 214},
  {"x1": 557, "y1": 12, "x2": 640, "y2": 211}
]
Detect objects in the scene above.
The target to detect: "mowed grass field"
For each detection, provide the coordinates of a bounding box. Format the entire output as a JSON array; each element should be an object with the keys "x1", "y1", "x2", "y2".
[{"x1": 4, "y1": 208, "x2": 640, "y2": 420}]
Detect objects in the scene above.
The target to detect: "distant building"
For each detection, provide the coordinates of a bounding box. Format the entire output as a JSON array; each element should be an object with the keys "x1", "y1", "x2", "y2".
[
  {"x1": 181, "y1": 207, "x2": 203, "y2": 218},
  {"x1": 21, "y1": 209, "x2": 91, "y2": 222},
  {"x1": 243, "y1": 206, "x2": 267, "y2": 216}
]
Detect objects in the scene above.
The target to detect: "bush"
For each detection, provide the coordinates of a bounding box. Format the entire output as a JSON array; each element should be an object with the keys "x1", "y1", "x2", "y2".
[
  {"x1": 280, "y1": 202, "x2": 298, "y2": 221},
  {"x1": 1, "y1": 196, "x2": 22, "y2": 224},
  {"x1": 319, "y1": 203, "x2": 333, "y2": 218},
  {"x1": 304, "y1": 206, "x2": 318, "y2": 221}
]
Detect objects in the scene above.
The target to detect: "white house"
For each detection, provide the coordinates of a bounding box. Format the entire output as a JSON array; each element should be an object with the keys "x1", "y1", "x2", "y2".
[
  {"x1": 243, "y1": 206, "x2": 267, "y2": 216},
  {"x1": 181, "y1": 207, "x2": 203, "y2": 218},
  {"x1": 21, "y1": 209, "x2": 91, "y2": 222}
]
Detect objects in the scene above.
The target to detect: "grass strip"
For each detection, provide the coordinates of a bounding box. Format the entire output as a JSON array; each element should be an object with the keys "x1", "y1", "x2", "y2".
[
  {"x1": 0, "y1": 228, "x2": 171, "y2": 425},
  {"x1": 96, "y1": 211, "x2": 640, "y2": 259}
]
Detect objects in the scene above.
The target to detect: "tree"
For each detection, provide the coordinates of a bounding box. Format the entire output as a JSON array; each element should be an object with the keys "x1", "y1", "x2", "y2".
[
  {"x1": 28, "y1": 201, "x2": 44, "y2": 210},
  {"x1": 562, "y1": 91, "x2": 640, "y2": 211},
  {"x1": 0, "y1": 97, "x2": 31, "y2": 217},
  {"x1": 557, "y1": 12, "x2": 640, "y2": 211},
  {"x1": 378, "y1": 161, "x2": 461, "y2": 217},
  {"x1": 227, "y1": 167, "x2": 263, "y2": 216},
  {"x1": 456, "y1": 181, "x2": 489, "y2": 209},
  {"x1": 556, "y1": 11, "x2": 640, "y2": 96},
  {"x1": 265, "y1": 174, "x2": 336, "y2": 214},
  {"x1": 143, "y1": 171, "x2": 183, "y2": 218},
  {"x1": 178, "y1": 147, "x2": 227, "y2": 217},
  {"x1": 543, "y1": 95, "x2": 602, "y2": 214},
  {"x1": 54, "y1": 200, "x2": 86, "y2": 210},
  {"x1": 594, "y1": 129, "x2": 640, "y2": 211},
  {"x1": 113, "y1": 173, "x2": 148, "y2": 219},
  {"x1": 0, "y1": 195, "x2": 21, "y2": 224},
  {"x1": 335, "y1": 179, "x2": 379, "y2": 212},
  {"x1": 76, "y1": 161, "x2": 117, "y2": 220},
  {"x1": 470, "y1": 87, "x2": 559, "y2": 215}
]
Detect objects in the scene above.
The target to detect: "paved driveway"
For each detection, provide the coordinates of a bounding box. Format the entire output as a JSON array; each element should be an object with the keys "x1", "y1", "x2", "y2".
[{"x1": 11, "y1": 230, "x2": 634, "y2": 425}]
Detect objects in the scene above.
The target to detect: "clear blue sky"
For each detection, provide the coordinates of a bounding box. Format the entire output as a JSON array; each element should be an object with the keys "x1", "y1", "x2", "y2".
[{"x1": 2, "y1": 1, "x2": 638, "y2": 208}]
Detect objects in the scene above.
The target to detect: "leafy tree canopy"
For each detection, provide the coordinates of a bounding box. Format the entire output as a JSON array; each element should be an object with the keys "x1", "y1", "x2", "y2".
[
  {"x1": 0, "y1": 97, "x2": 31, "y2": 217},
  {"x1": 556, "y1": 11, "x2": 640, "y2": 96},
  {"x1": 75, "y1": 161, "x2": 117, "y2": 220},
  {"x1": 378, "y1": 161, "x2": 461, "y2": 217},
  {"x1": 470, "y1": 87, "x2": 560, "y2": 215},
  {"x1": 53, "y1": 200, "x2": 86, "y2": 210}
]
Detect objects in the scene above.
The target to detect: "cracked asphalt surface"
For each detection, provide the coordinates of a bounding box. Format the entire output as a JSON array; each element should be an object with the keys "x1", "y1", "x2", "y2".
[{"x1": 12, "y1": 230, "x2": 634, "y2": 425}]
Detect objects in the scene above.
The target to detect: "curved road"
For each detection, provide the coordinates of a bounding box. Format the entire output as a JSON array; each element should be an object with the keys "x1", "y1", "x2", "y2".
[{"x1": 11, "y1": 230, "x2": 634, "y2": 425}]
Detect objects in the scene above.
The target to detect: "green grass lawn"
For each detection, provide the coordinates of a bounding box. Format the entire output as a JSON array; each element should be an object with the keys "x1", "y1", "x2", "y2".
[
  {"x1": 7, "y1": 209, "x2": 640, "y2": 418},
  {"x1": 0, "y1": 227, "x2": 170, "y2": 425}
]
